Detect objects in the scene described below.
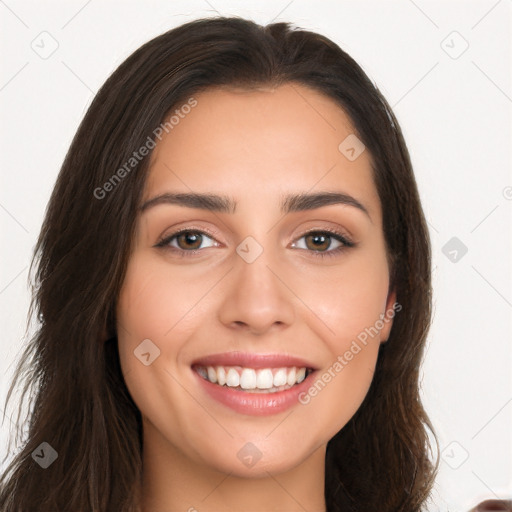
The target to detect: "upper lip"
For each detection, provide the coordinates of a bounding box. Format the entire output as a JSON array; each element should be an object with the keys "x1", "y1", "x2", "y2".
[{"x1": 191, "y1": 351, "x2": 318, "y2": 370}]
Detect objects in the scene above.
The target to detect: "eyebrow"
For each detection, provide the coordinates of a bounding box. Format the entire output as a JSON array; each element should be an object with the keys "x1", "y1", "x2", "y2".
[{"x1": 140, "y1": 191, "x2": 371, "y2": 219}]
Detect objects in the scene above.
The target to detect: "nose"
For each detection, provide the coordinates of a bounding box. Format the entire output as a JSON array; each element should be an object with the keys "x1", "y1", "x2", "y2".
[{"x1": 217, "y1": 244, "x2": 295, "y2": 336}]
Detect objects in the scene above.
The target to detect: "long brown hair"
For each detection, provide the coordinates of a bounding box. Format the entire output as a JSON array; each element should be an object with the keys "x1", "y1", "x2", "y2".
[{"x1": 0, "y1": 16, "x2": 438, "y2": 511}]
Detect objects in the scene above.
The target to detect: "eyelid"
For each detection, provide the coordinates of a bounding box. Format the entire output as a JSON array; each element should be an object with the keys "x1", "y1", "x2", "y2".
[
  {"x1": 154, "y1": 226, "x2": 355, "y2": 258},
  {"x1": 155, "y1": 225, "x2": 222, "y2": 249},
  {"x1": 292, "y1": 226, "x2": 353, "y2": 246}
]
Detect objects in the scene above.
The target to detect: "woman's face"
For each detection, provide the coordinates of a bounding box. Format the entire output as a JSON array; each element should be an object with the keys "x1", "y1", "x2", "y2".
[{"x1": 116, "y1": 83, "x2": 396, "y2": 477}]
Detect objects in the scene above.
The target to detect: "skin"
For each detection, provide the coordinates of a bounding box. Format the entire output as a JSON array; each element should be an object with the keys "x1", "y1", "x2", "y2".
[{"x1": 116, "y1": 83, "x2": 397, "y2": 512}]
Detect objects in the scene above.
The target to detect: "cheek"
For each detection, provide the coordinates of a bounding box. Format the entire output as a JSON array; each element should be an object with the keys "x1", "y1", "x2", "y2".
[
  {"x1": 115, "y1": 256, "x2": 187, "y2": 383},
  {"x1": 295, "y1": 257, "x2": 387, "y2": 434},
  {"x1": 117, "y1": 256, "x2": 206, "y2": 342},
  {"x1": 115, "y1": 256, "x2": 200, "y2": 433},
  {"x1": 300, "y1": 346, "x2": 378, "y2": 442},
  {"x1": 290, "y1": 246, "x2": 389, "y2": 427},
  {"x1": 295, "y1": 248, "x2": 390, "y2": 348}
]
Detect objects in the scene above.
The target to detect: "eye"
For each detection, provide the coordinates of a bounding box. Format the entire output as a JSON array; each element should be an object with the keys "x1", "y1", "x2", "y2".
[
  {"x1": 155, "y1": 227, "x2": 355, "y2": 259},
  {"x1": 291, "y1": 229, "x2": 354, "y2": 259},
  {"x1": 155, "y1": 228, "x2": 219, "y2": 255}
]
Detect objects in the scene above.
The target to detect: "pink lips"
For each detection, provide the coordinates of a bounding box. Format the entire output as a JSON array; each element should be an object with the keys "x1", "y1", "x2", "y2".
[
  {"x1": 191, "y1": 351, "x2": 317, "y2": 416},
  {"x1": 191, "y1": 351, "x2": 317, "y2": 370}
]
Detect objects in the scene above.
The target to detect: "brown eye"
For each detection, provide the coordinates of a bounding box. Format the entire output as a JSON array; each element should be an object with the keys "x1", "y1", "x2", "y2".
[
  {"x1": 290, "y1": 229, "x2": 355, "y2": 260},
  {"x1": 156, "y1": 229, "x2": 218, "y2": 253},
  {"x1": 304, "y1": 233, "x2": 332, "y2": 252},
  {"x1": 175, "y1": 231, "x2": 203, "y2": 250}
]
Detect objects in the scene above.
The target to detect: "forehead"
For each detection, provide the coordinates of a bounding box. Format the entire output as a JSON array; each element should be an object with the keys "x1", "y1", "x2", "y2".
[{"x1": 144, "y1": 83, "x2": 380, "y2": 222}]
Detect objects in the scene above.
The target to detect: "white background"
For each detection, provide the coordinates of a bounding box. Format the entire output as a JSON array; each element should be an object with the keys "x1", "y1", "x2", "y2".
[{"x1": 1, "y1": 1, "x2": 511, "y2": 510}]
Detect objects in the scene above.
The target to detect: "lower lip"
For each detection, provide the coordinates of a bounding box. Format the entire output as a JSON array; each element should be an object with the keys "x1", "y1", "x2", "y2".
[{"x1": 193, "y1": 369, "x2": 316, "y2": 416}]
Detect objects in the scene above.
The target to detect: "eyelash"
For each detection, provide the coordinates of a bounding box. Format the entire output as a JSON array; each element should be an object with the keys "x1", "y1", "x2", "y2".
[{"x1": 155, "y1": 226, "x2": 355, "y2": 260}]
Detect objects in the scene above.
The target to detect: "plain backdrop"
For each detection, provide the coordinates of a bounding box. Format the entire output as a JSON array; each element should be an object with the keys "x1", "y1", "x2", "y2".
[{"x1": 1, "y1": 1, "x2": 511, "y2": 510}]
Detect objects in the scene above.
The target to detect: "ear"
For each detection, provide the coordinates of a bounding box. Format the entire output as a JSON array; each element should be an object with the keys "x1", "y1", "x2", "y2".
[{"x1": 379, "y1": 288, "x2": 398, "y2": 343}]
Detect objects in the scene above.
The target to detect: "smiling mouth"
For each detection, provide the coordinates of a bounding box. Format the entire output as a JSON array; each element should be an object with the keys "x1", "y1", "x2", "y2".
[{"x1": 193, "y1": 365, "x2": 314, "y2": 394}]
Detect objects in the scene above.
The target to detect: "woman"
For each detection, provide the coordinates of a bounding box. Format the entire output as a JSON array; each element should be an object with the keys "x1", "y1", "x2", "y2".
[{"x1": 0, "y1": 15, "x2": 480, "y2": 512}]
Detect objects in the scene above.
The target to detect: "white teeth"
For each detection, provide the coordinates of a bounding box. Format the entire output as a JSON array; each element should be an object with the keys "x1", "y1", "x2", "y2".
[
  {"x1": 240, "y1": 368, "x2": 257, "y2": 389},
  {"x1": 286, "y1": 367, "x2": 296, "y2": 386},
  {"x1": 207, "y1": 366, "x2": 217, "y2": 384},
  {"x1": 273, "y1": 368, "x2": 287, "y2": 387},
  {"x1": 217, "y1": 366, "x2": 226, "y2": 386},
  {"x1": 256, "y1": 369, "x2": 273, "y2": 389},
  {"x1": 197, "y1": 365, "x2": 311, "y2": 392},
  {"x1": 226, "y1": 368, "x2": 240, "y2": 387}
]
